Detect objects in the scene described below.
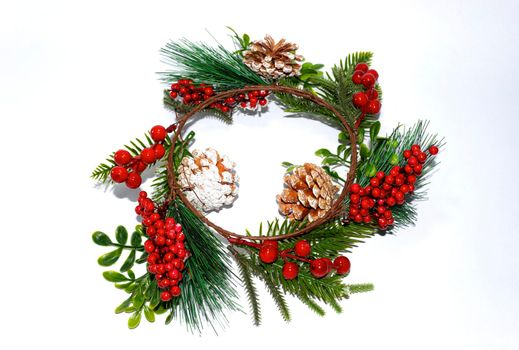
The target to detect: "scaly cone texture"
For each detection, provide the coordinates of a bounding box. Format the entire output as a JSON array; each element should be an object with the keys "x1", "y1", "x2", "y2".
[
  {"x1": 243, "y1": 35, "x2": 303, "y2": 80},
  {"x1": 178, "y1": 148, "x2": 239, "y2": 212},
  {"x1": 277, "y1": 163, "x2": 339, "y2": 222}
]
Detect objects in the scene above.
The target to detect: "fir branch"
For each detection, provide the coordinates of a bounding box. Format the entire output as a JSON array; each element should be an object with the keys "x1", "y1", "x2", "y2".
[
  {"x1": 298, "y1": 294, "x2": 326, "y2": 316},
  {"x1": 90, "y1": 133, "x2": 170, "y2": 185},
  {"x1": 159, "y1": 38, "x2": 266, "y2": 90},
  {"x1": 166, "y1": 200, "x2": 240, "y2": 333},
  {"x1": 236, "y1": 252, "x2": 291, "y2": 322},
  {"x1": 347, "y1": 283, "x2": 375, "y2": 295},
  {"x1": 233, "y1": 252, "x2": 262, "y2": 326}
]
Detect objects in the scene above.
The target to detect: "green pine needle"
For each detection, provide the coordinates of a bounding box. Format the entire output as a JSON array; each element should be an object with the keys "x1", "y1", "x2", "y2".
[
  {"x1": 159, "y1": 38, "x2": 266, "y2": 90},
  {"x1": 347, "y1": 283, "x2": 375, "y2": 294},
  {"x1": 166, "y1": 200, "x2": 240, "y2": 333},
  {"x1": 233, "y1": 252, "x2": 262, "y2": 326}
]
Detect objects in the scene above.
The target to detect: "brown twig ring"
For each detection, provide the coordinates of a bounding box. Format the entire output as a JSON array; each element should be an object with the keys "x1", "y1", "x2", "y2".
[{"x1": 166, "y1": 85, "x2": 358, "y2": 241}]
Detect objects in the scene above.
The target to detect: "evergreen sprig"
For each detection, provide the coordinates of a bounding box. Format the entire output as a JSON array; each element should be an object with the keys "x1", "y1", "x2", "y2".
[
  {"x1": 233, "y1": 251, "x2": 261, "y2": 326},
  {"x1": 167, "y1": 199, "x2": 240, "y2": 333},
  {"x1": 91, "y1": 133, "x2": 171, "y2": 185},
  {"x1": 159, "y1": 38, "x2": 266, "y2": 90}
]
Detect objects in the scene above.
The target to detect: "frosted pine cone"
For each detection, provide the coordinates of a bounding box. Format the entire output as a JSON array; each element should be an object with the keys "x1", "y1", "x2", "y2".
[
  {"x1": 277, "y1": 163, "x2": 339, "y2": 222},
  {"x1": 243, "y1": 35, "x2": 304, "y2": 80},
  {"x1": 178, "y1": 148, "x2": 239, "y2": 212}
]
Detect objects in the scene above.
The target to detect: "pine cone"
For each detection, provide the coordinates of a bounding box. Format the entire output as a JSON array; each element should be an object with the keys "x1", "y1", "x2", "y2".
[
  {"x1": 243, "y1": 35, "x2": 303, "y2": 80},
  {"x1": 178, "y1": 148, "x2": 239, "y2": 212},
  {"x1": 276, "y1": 163, "x2": 339, "y2": 222}
]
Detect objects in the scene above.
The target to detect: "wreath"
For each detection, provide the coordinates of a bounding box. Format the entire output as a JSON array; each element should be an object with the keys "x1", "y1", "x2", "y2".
[{"x1": 91, "y1": 28, "x2": 443, "y2": 332}]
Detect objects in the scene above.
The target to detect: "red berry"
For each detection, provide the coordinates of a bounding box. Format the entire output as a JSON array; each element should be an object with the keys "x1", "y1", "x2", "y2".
[
  {"x1": 366, "y1": 69, "x2": 379, "y2": 80},
  {"x1": 126, "y1": 172, "x2": 142, "y2": 189},
  {"x1": 352, "y1": 70, "x2": 364, "y2": 84},
  {"x1": 170, "y1": 286, "x2": 181, "y2": 297},
  {"x1": 150, "y1": 125, "x2": 167, "y2": 142},
  {"x1": 170, "y1": 83, "x2": 180, "y2": 92},
  {"x1": 225, "y1": 97, "x2": 236, "y2": 105},
  {"x1": 333, "y1": 256, "x2": 351, "y2": 275},
  {"x1": 259, "y1": 246, "x2": 278, "y2": 263},
  {"x1": 352, "y1": 92, "x2": 368, "y2": 107},
  {"x1": 282, "y1": 262, "x2": 299, "y2": 280},
  {"x1": 394, "y1": 191, "x2": 405, "y2": 202},
  {"x1": 365, "y1": 99, "x2": 381, "y2": 114},
  {"x1": 403, "y1": 150, "x2": 411, "y2": 159},
  {"x1": 353, "y1": 214, "x2": 363, "y2": 223},
  {"x1": 144, "y1": 240, "x2": 155, "y2": 253},
  {"x1": 361, "y1": 73, "x2": 376, "y2": 88},
  {"x1": 160, "y1": 291, "x2": 172, "y2": 301},
  {"x1": 386, "y1": 197, "x2": 396, "y2": 206},
  {"x1": 310, "y1": 258, "x2": 332, "y2": 278},
  {"x1": 259, "y1": 98, "x2": 268, "y2": 106},
  {"x1": 407, "y1": 175, "x2": 417, "y2": 184},
  {"x1": 262, "y1": 240, "x2": 278, "y2": 250},
  {"x1": 417, "y1": 152, "x2": 427, "y2": 163},
  {"x1": 114, "y1": 150, "x2": 132, "y2": 166},
  {"x1": 169, "y1": 91, "x2": 178, "y2": 99},
  {"x1": 350, "y1": 183, "x2": 361, "y2": 193},
  {"x1": 376, "y1": 171, "x2": 385, "y2": 179},
  {"x1": 154, "y1": 144, "x2": 166, "y2": 159},
  {"x1": 110, "y1": 166, "x2": 128, "y2": 183},
  {"x1": 411, "y1": 144, "x2": 421, "y2": 153},
  {"x1": 378, "y1": 217, "x2": 388, "y2": 228},
  {"x1": 407, "y1": 157, "x2": 418, "y2": 167},
  {"x1": 350, "y1": 194, "x2": 361, "y2": 203},
  {"x1": 355, "y1": 63, "x2": 369, "y2": 73},
  {"x1": 370, "y1": 177, "x2": 381, "y2": 187},
  {"x1": 140, "y1": 148, "x2": 156, "y2": 164},
  {"x1": 413, "y1": 165, "x2": 423, "y2": 174},
  {"x1": 429, "y1": 145, "x2": 439, "y2": 155},
  {"x1": 203, "y1": 87, "x2": 214, "y2": 95},
  {"x1": 294, "y1": 240, "x2": 311, "y2": 257}
]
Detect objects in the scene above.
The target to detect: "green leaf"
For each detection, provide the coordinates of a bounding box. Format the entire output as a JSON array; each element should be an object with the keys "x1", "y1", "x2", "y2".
[
  {"x1": 127, "y1": 270, "x2": 136, "y2": 280},
  {"x1": 115, "y1": 297, "x2": 132, "y2": 314},
  {"x1": 389, "y1": 153, "x2": 399, "y2": 165},
  {"x1": 116, "y1": 226, "x2": 128, "y2": 245},
  {"x1": 365, "y1": 163, "x2": 377, "y2": 177},
  {"x1": 322, "y1": 157, "x2": 339, "y2": 165},
  {"x1": 115, "y1": 282, "x2": 132, "y2": 289},
  {"x1": 357, "y1": 128, "x2": 365, "y2": 144},
  {"x1": 370, "y1": 121, "x2": 381, "y2": 142},
  {"x1": 338, "y1": 132, "x2": 349, "y2": 144},
  {"x1": 243, "y1": 33, "x2": 250, "y2": 47},
  {"x1": 144, "y1": 306, "x2": 155, "y2": 323},
  {"x1": 360, "y1": 144, "x2": 370, "y2": 159},
  {"x1": 92, "y1": 231, "x2": 112, "y2": 246},
  {"x1": 165, "y1": 310, "x2": 174, "y2": 325},
  {"x1": 315, "y1": 148, "x2": 332, "y2": 157},
  {"x1": 97, "y1": 248, "x2": 122, "y2": 266},
  {"x1": 130, "y1": 231, "x2": 142, "y2": 246},
  {"x1": 120, "y1": 250, "x2": 136, "y2": 272},
  {"x1": 281, "y1": 161, "x2": 294, "y2": 168},
  {"x1": 103, "y1": 271, "x2": 128, "y2": 283},
  {"x1": 128, "y1": 311, "x2": 142, "y2": 329},
  {"x1": 133, "y1": 292, "x2": 145, "y2": 309}
]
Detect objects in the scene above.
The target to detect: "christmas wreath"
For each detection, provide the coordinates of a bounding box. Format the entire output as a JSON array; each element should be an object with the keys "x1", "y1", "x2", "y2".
[{"x1": 91, "y1": 28, "x2": 443, "y2": 332}]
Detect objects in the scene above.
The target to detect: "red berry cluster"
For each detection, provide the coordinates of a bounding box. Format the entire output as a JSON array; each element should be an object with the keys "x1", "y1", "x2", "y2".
[
  {"x1": 228, "y1": 238, "x2": 350, "y2": 280},
  {"x1": 349, "y1": 144, "x2": 439, "y2": 229},
  {"x1": 136, "y1": 191, "x2": 189, "y2": 302},
  {"x1": 169, "y1": 79, "x2": 270, "y2": 113},
  {"x1": 110, "y1": 125, "x2": 171, "y2": 189},
  {"x1": 351, "y1": 62, "x2": 381, "y2": 127}
]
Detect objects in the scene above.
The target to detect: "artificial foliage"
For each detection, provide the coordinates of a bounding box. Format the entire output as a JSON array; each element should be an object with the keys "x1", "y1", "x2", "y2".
[{"x1": 90, "y1": 28, "x2": 443, "y2": 333}]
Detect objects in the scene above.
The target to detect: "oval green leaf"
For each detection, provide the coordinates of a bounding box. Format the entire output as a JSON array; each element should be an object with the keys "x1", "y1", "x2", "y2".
[
  {"x1": 315, "y1": 148, "x2": 332, "y2": 157},
  {"x1": 370, "y1": 121, "x2": 381, "y2": 142},
  {"x1": 127, "y1": 269, "x2": 136, "y2": 280},
  {"x1": 97, "y1": 248, "x2": 122, "y2": 266},
  {"x1": 115, "y1": 297, "x2": 132, "y2": 314},
  {"x1": 133, "y1": 292, "x2": 145, "y2": 309},
  {"x1": 360, "y1": 144, "x2": 371, "y2": 159},
  {"x1": 115, "y1": 226, "x2": 128, "y2": 245},
  {"x1": 357, "y1": 128, "x2": 365, "y2": 144},
  {"x1": 128, "y1": 311, "x2": 142, "y2": 329},
  {"x1": 144, "y1": 306, "x2": 155, "y2": 323},
  {"x1": 120, "y1": 250, "x2": 136, "y2": 273},
  {"x1": 92, "y1": 231, "x2": 112, "y2": 246},
  {"x1": 365, "y1": 163, "x2": 377, "y2": 177},
  {"x1": 389, "y1": 153, "x2": 399, "y2": 165},
  {"x1": 103, "y1": 271, "x2": 128, "y2": 283}
]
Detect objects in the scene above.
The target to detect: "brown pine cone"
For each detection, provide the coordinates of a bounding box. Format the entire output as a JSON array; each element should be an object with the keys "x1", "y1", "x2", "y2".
[
  {"x1": 276, "y1": 163, "x2": 339, "y2": 222},
  {"x1": 243, "y1": 35, "x2": 303, "y2": 80}
]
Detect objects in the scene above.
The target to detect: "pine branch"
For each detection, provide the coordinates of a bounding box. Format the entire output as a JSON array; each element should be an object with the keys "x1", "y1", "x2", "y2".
[
  {"x1": 347, "y1": 283, "x2": 375, "y2": 295},
  {"x1": 166, "y1": 200, "x2": 240, "y2": 333},
  {"x1": 159, "y1": 38, "x2": 266, "y2": 90},
  {"x1": 298, "y1": 294, "x2": 326, "y2": 316},
  {"x1": 233, "y1": 252, "x2": 262, "y2": 326}
]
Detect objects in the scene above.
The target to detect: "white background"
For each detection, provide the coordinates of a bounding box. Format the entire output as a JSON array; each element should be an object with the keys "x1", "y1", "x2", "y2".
[{"x1": 1, "y1": 0, "x2": 518, "y2": 348}]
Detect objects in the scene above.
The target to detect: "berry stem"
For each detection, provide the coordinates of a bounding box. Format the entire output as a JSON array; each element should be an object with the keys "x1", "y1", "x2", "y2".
[
  {"x1": 282, "y1": 252, "x2": 311, "y2": 264},
  {"x1": 355, "y1": 112, "x2": 366, "y2": 128},
  {"x1": 227, "y1": 237, "x2": 261, "y2": 249}
]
